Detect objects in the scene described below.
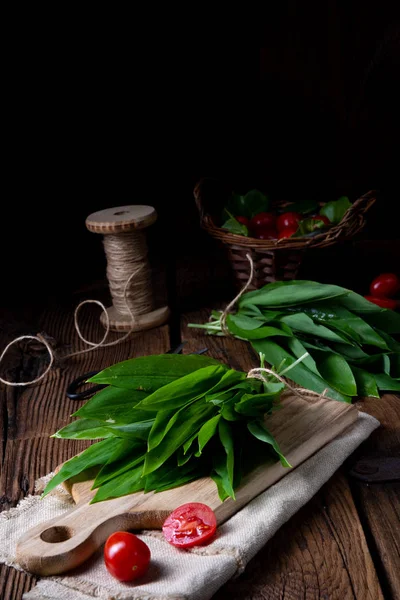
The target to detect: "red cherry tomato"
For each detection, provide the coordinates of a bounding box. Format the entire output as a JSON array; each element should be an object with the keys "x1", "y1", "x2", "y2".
[
  {"x1": 369, "y1": 273, "x2": 400, "y2": 298},
  {"x1": 364, "y1": 296, "x2": 398, "y2": 310},
  {"x1": 312, "y1": 215, "x2": 330, "y2": 226},
  {"x1": 253, "y1": 227, "x2": 278, "y2": 240},
  {"x1": 162, "y1": 502, "x2": 217, "y2": 548},
  {"x1": 236, "y1": 215, "x2": 250, "y2": 228},
  {"x1": 278, "y1": 225, "x2": 298, "y2": 239},
  {"x1": 104, "y1": 531, "x2": 151, "y2": 582},
  {"x1": 276, "y1": 212, "x2": 302, "y2": 232},
  {"x1": 250, "y1": 212, "x2": 277, "y2": 230}
]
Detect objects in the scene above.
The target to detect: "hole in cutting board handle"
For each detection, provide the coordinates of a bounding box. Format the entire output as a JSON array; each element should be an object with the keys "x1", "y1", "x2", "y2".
[{"x1": 40, "y1": 526, "x2": 73, "y2": 543}]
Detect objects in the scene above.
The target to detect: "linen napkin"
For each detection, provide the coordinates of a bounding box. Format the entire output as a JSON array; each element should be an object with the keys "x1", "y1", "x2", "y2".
[{"x1": 0, "y1": 412, "x2": 379, "y2": 600}]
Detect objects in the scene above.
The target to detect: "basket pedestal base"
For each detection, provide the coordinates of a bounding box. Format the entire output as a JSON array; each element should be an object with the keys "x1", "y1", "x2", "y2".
[{"x1": 228, "y1": 246, "x2": 304, "y2": 290}]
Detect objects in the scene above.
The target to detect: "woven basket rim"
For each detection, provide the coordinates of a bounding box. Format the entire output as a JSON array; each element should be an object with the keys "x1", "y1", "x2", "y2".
[{"x1": 194, "y1": 182, "x2": 377, "y2": 251}]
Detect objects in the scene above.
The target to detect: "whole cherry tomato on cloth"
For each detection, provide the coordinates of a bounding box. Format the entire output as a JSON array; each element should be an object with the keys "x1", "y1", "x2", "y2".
[
  {"x1": 162, "y1": 502, "x2": 217, "y2": 548},
  {"x1": 278, "y1": 226, "x2": 298, "y2": 239},
  {"x1": 364, "y1": 296, "x2": 398, "y2": 310},
  {"x1": 236, "y1": 215, "x2": 250, "y2": 228},
  {"x1": 104, "y1": 531, "x2": 151, "y2": 582},
  {"x1": 251, "y1": 212, "x2": 277, "y2": 230},
  {"x1": 277, "y1": 212, "x2": 302, "y2": 232},
  {"x1": 254, "y1": 227, "x2": 278, "y2": 240},
  {"x1": 369, "y1": 273, "x2": 400, "y2": 298}
]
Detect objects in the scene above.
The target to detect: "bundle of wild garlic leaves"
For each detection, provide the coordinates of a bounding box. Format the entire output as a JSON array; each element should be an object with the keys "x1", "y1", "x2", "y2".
[
  {"x1": 43, "y1": 354, "x2": 290, "y2": 504},
  {"x1": 189, "y1": 280, "x2": 400, "y2": 403}
]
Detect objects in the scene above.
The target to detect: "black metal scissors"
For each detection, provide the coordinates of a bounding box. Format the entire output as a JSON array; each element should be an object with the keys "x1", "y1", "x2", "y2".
[{"x1": 66, "y1": 342, "x2": 208, "y2": 401}]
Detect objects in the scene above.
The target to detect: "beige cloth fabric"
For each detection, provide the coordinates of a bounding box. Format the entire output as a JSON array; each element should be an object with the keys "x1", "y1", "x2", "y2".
[{"x1": 0, "y1": 413, "x2": 379, "y2": 600}]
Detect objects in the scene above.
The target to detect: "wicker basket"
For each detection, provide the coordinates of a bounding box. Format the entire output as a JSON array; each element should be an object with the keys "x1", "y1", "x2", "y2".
[{"x1": 194, "y1": 178, "x2": 377, "y2": 290}]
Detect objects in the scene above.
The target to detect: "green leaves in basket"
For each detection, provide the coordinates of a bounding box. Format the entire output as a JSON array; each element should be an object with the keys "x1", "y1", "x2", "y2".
[
  {"x1": 319, "y1": 195, "x2": 351, "y2": 224},
  {"x1": 43, "y1": 353, "x2": 290, "y2": 504},
  {"x1": 294, "y1": 217, "x2": 327, "y2": 236},
  {"x1": 189, "y1": 280, "x2": 400, "y2": 404},
  {"x1": 224, "y1": 190, "x2": 270, "y2": 220},
  {"x1": 284, "y1": 198, "x2": 319, "y2": 215},
  {"x1": 221, "y1": 216, "x2": 249, "y2": 236}
]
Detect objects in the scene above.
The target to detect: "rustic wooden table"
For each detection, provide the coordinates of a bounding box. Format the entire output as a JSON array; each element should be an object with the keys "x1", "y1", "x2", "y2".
[{"x1": 1, "y1": 298, "x2": 399, "y2": 600}]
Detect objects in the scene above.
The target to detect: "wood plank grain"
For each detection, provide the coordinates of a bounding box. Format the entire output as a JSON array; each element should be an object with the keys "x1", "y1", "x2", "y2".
[
  {"x1": 0, "y1": 301, "x2": 170, "y2": 599},
  {"x1": 352, "y1": 394, "x2": 400, "y2": 600},
  {"x1": 182, "y1": 309, "x2": 385, "y2": 600}
]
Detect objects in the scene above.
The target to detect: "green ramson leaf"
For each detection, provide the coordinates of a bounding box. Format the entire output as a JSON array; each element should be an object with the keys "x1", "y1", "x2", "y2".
[
  {"x1": 220, "y1": 392, "x2": 245, "y2": 421},
  {"x1": 142, "y1": 400, "x2": 216, "y2": 476},
  {"x1": 88, "y1": 354, "x2": 223, "y2": 389},
  {"x1": 244, "y1": 189, "x2": 270, "y2": 218},
  {"x1": 221, "y1": 217, "x2": 248, "y2": 236},
  {"x1": 135, "y1": 365, "x2": 227, "y2": 412},
  {"x1": 91, "y1": 462, "x2": 145, "y2": 503},
  {"x1": 317, "y1": 353, "x2": 357, "y2": 397},
  {"x1": 197, "y1": 414, "x2": 221, "y2": 455},
  {"x1": 52, "y1": 419, "x2": 116, "y2": 440},
  {"x1": 226, "y1": 314, "x2": 292, "y2": 340},
  {"x1": 218, "y1": 419, "x2": 235, "y2": 491},
  {"x1": 280, "y1": 313, "x2": 353, "y2": 345},
  {"x1": 239, "y1": 281, "x2": 349, "y2": 309},
  {"x1": 300, "y1": 304, "x2": 389, "y2": 349},
  {"x1": 234, "y1": 388, "x2": 283, "y2": 417},
  {"x1": 92, "y1": 440, "x2": 146, "y2": 488},
  {"x1": 42, "y1": 438, "x2": 121, "y2": 497},
  {"x1": 210, "y1": 471, "x2": 230, "y2": 502},
  {"x1": 177, "y1": 447, "x2": 194, "y2": 466},
  {"x1": 286, "y1": 337, "x2": 320, "y2": 375},
  {"x1": 363, "y1": 309, "x2": 400, "y2": 334},
  {"x1": 247, "y1": 421, "x2": 291, "y2": 468},
  {"x1": 374, "y1": 373, "x2": 400, "y2": 391},
  {"x1": 252, "y1": 339, "x2": 351, "y2": 402},
  {"x1": 72, "y1": 387, "x2": 149, "y2": 422},
  {"x1": 204, "y1": 369, "x2": 247, "y2": 397},
  {"x1": 285, "y1": 198, "x2": 319, "y2": 215},
  {"x1": 331, "y1": 343, "x2": 370, "y2": 360},
  {"x1": 105, "y1": 420, "x2": 155, "y2": 441},
  {"x1": 351, "y1": 366, "x2": 380, "y2": 398},
  {"x1": 212, "y1": 446, "x2": 235, "y2": 500},
  {"x1": 319, "y1": 196, "x2": 351, "y2": 224},
  {"x1": 239, "y1": 304, "x2": 266, "y2": 318},
  {"x1": 147, "y1": 408, "x2": 176, "y2": 451},
  {"x1": 144, "y1": 457, "x2": 204, "y2": 493}
]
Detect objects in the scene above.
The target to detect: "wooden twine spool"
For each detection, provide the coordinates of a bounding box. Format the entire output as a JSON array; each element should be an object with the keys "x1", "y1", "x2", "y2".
[{"x1": 86, "y1": 205, "x2": 170, "y2": 332}]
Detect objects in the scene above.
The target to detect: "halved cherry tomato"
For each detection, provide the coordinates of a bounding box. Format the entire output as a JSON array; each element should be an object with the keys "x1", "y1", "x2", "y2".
[
  {"x1": 236, "y1": 215, "x2": 250, "y2": 228},
  {"x1": 104, "y1": 531, "x2": 151, "y2": 582},
  {"x1": 278, "y1": 225, "x2": 298, "y2": 239},
  {"x1": 276, "y1": 212, "x2": 302, "y2": 232},
  {"x1": 369, "y1": 273, "x2": 400, "y2": 298},
  {"x1": 162, "y1": 502, "x2": 217, "y2": 548},
  {"x1": 364, "y1": 296, "x2": 398, "y2": 310},
  {"x1": 254, "y1": 227, "x2": 278, "y2": 240},
  {"x1": 250, "y1": 212, "x2": 277, "y2": 230},
  {"x1": 313, "y1": 215, "x2": 331, "y2": 226}
]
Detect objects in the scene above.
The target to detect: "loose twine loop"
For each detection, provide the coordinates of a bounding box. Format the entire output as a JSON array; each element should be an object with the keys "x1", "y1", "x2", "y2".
[
  {"x1": 0, "y1": 225, "x2": 155, "y2": 387},
  {"x1": 0, "y1": 265, "x2": 144, "y2": 387}
]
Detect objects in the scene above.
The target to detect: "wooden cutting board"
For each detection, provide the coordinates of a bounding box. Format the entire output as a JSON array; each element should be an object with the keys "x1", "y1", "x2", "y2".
[{"x1": 16, "y1": 394, "x2": 358, "y2": 576}]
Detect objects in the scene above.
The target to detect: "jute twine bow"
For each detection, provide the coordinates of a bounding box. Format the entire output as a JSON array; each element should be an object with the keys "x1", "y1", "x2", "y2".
[{"x1": 0, "y1": 266, "x2": 143, "y2": 387}]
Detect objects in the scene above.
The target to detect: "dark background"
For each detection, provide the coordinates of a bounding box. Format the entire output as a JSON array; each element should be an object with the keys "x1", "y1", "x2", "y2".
[{"x1": 2, "y1": 4, "x2": 399, "y2": 309}]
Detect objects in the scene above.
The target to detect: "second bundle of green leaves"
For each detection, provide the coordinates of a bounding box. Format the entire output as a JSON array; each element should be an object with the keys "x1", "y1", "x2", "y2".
[{"x1": 43, "y1": 354, "x2": 289, "y2": 504}]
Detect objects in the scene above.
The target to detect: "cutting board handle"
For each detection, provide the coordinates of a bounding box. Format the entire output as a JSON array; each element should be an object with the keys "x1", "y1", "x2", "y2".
[{"x1": 16, "y1": 495, "x2": 169, "y2": 576}]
